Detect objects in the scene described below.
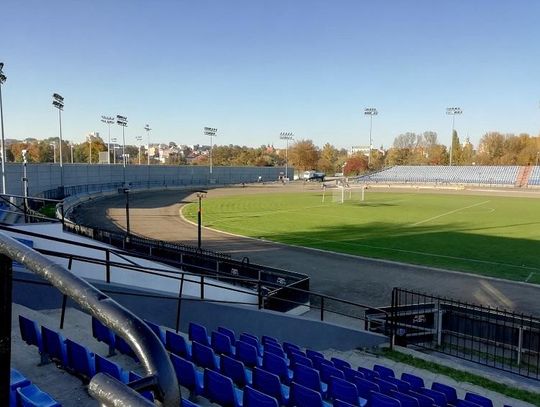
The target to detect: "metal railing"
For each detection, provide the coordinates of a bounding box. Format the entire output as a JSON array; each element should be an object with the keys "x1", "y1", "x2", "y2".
[{"x1": 0, "y1": 231, "x2": 180, "y2": 406}]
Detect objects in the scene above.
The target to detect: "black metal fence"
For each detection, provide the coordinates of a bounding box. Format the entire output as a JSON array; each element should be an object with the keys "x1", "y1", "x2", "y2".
[{"x1": 377, "y1": 288, "x2": 540, "y2": 380}]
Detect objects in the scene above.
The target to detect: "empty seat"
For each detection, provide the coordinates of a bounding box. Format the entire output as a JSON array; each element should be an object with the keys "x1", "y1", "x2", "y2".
[
  {"x1": 66, "y1": 339, "x2": 95, "y2": 380},
  {"x1": 373, "y1": 364, "x2": 395, "y2": 379},
  {"x1": 127, "y1": 371, "x2": 155, "y2": 402},
  {"x1": 252, "y1": 367, "x2": 290, "y2": 406},
  {"x1": 465, "y1": 393, "x2": 493, "y2": 407},
  {"x1": 144, "y1": 319, "x2": 166, "y2": 344},
  {"x1": 95, "y1": 354, "x2": 126, "y2": 383},
  {"x1": 328, "y1": 376, "x2": 367, "y2": 407},
  {"x1": 41, "y1": 327, "x2": 67, "y2": 366},
  {"x1": 263, "y1": 351, "x2": 293, "y2": 384},
  {"x1": 189, "y1": 322, "x2": 210, "y2": 346},
  {"x1": 306, "y1": 349, "x2": 325, "y2": 360},
  {"x1": 170, "y1": 354, "x2": 204, "y2": 396},
  {"x1": 400, "y1": 373, "x2": 424, "y2": 390},
  {"x1": 383, "y1": 377, "x2": 410, "y2": 393},
  {"x1": 204, "y1": 369, "x2": 243, "y2": 407},
  {"x1": 212, "y1": 331, "x2": 234, "y2": 356},
  {"x1": 354, "y1": 378, "x2": 380, "y2": 401},
  {"x1": 18, "y1": 316, "x2": 44, "y2": 355},
  {"x1": 262, "y1": 335, "x2": 279, "y2": 346},
  {"x1": 343, "y1": 367, "x2": 364, "y2": 383},
  {"x1": 236, "y1": 340, "x2": 262, "y2": 368},
  {"x1": 283, "y1": 341, "x2": 301, "y2": 355},
  {"x1": 409, "y1": 390, "x2": 439, "y2": 407},
  {"x1": 389, "y1": 390, "x2": 419, "y2": 407},
  {"x1": 320, "y1": 364, "x2": 345, "y2": 385},
  {"x1": 357, "y1": 366, "x2": 379, "y2": 380},
  {"x1": 17, "y1": 384, "x2": 61, "y2": 407},
  {"x1": 265, "y1": 343, "x2": 287, "y2": 360},
  {"x1": 181, "y1": 399, "x2": 199, "y2": 407},
  {"x1": 331, "y1": 357, "x2": 351, "y2": 372},
  {"x1": 289, "y1": 381, "x2": 332, "y2": 407},
  {"x1": 218, "y1": 326, "x2": 237, "y2": 346},
  {"x1": 221, "y1": 354, "x2": 251, "y2": 388},
  {"x1": 10, "y1": 368, "x2": 30, "y2": 407},
  {"x1": 91, "y1": 317, "x2": 115, "y2": 356},
  {"x1": 239, "y1": 333, "x2": 263, "y2": 356},
  {"x1": 192, "y1": 341, "x2": 219, "y2": 370},
  {"x1": 416, "y1": 388, "x2": 447, "y2": 407},
  {"x1": 311, "y1": 355, "x2": 335, "y2": 371},
  {"x1": 165, "y1": 330, "x2": 191, "y2": 359},
  {"x1": 370, "y1": 392, "x2": 401, "y2": 407},
  {"x1": 456, "y1": 401, "x2": 483, "y2": 407},
  {"x1": 373, "y1": 378, "x2": 398, "y2": 395},
  {"x1": 432, "y1": 382, "x2": 458, "y2": 405},
  {"x1": 115, "y1": 334, "x2": 138, "y2": 360},
  {"x1": 293, "y1": 364, "x2": 327, "y2": 397},
  {"x1": 243, "y1": 385, "x2": 279, "y2": 407},
  {"x1": 290, "y1": 353, "x2": 313, "y2": 369}
]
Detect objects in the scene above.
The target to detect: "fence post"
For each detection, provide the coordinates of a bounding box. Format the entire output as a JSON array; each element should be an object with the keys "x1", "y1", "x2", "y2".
[
  {"x1": 175, "y1": 274, "x2": 185, "y2": 333},
  {"x1": 320, "y1": 297, "x2": 324, "y2": 321},
  {"x1": 59, "y1": 295, "x2": 68, "y2": 329},
  {"x1": 517, "y1": 326, "x2": 523, "y2": 366},
  {"x1": 200, "y1": 276, "x2": 205, "y2": 300},
  {"x1": 105, "y1": 250, "x2": 111, "y2": 283},
  {"x1": 389, "y1": 288, "x2": 396, "y2": 350},
  {"x1": 437, "y1": 309, "x2": 443, "y2": 347},
  {"x1": 258, "y1": 281, "x2": 262, "y2": 309},
  {"x1": 0, "y1": 254, "x2": 13, "y2": 407}
]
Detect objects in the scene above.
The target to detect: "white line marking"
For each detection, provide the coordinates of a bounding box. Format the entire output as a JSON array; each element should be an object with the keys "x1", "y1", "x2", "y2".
[{"x1": 411, "y1": 200, "x2": 491, "y2": 226}]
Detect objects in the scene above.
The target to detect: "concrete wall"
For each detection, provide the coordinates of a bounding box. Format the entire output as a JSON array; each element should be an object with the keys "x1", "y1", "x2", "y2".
[{"x1": 4, "y1": 163, "x2": 292, "y2": 196}]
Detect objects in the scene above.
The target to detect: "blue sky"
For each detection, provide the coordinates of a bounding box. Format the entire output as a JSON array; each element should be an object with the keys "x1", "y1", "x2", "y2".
[{"x1": 1, "y1": 0, "x2": 539, "y2": 150}]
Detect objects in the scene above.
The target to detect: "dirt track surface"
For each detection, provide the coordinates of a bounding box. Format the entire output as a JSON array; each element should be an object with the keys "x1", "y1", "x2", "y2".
[{"x1": 71, "y1": 183, "x2": 540, "y2": 314}]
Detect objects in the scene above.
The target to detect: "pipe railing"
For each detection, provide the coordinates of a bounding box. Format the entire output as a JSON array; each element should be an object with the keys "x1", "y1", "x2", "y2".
[{"x1": 0, "y1": 232, "x2": 180, "y2": 406}]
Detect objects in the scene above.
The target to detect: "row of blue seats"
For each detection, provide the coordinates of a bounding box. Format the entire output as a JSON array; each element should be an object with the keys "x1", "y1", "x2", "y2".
[
  {"x1": 95, "y1": 319, "x2": 503, "y2": 407},
  {"x1": 10, "y1": 368, "x2": 61, "y2": 407}
]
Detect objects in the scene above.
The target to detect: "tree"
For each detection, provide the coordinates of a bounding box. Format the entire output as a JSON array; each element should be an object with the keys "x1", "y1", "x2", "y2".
[
  {"x1": 450, "y1": 130, "x2": 462, "y2": 165},
  {"x1": 477, "y1": 132, "x2": 505, "y2": 164},
  {"x1": 289, "y1": 139, "x2": 320, "y2": 171},
  {"x1": 317, "y1": 143, "x2": 339, "y2": 174},
  {"x1": 343, "y1": 154, "x2": 368, "y2": 176}
]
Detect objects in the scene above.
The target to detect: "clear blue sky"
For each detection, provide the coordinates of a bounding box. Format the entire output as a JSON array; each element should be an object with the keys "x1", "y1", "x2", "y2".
[{"x1": 1, "y1": 0, "x2": 539, "y2": 150}]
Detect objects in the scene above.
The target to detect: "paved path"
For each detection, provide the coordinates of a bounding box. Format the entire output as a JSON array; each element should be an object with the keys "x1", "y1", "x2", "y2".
[{"x1": 71, "y1": 185, "x2": 540, "y2": 314}]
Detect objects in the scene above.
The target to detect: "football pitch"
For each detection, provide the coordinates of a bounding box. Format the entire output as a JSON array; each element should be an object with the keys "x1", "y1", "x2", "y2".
[{"x1": 183, "y1": 190, "x2": 540, "y2": 284}]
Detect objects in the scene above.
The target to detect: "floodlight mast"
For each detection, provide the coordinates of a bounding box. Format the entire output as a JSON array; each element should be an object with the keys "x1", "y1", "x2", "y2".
[
  {"x1": 116, "y1": 115, "x2": 128, "y2": 185},
  {"x1": 204, "y1": 127, "x2": 217, "y2": 175},
  {"x1": 364, "y1": 108, "x2": 378, "y2": 167},
  {"x1": 101, "y1": 116, "x2": 115, "y2": 164},
  {"x1": 446, "y1": 107, "x2": 462, "y2": 166},
  {"x1": 279, "y1": 132, "x2": 294, "y2": 180},
  {"x1": 0, "y1": 62, "x2": 7, "y2": 193},
  {"x1": 52, "y1": 93, "x2": 65, "y2": 194},
  {"x1": 144, "y1": 124, "x2": 151, "y2": 165},
  {"x1": 136, "y1": 135, "x2": 143, "y2": 165}
]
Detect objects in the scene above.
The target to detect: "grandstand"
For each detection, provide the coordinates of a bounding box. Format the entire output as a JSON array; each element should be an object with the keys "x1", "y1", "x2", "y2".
[{"x1": 357, "y1": 166, "x2": 537, "y2": 187}]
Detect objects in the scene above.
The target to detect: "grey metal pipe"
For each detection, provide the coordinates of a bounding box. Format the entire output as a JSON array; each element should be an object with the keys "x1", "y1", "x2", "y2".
[
  {"x1": 89, "y1": 373, "x2": 156, "y2": 407},
  {"x1": 0, "y1": 231, "x2": 179, "y2": 406}
]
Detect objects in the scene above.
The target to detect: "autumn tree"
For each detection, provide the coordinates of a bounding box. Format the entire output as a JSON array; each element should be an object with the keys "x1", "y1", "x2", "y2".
[
  {"x1": 317, "y1": 143, "x2": 339, "y2": 174},
  {"x1": 343, "y1": 154, "x2": 368, "y2": 176},
  {"x1": 289, "y1": 139, "x2": 320, "y2": 171}
]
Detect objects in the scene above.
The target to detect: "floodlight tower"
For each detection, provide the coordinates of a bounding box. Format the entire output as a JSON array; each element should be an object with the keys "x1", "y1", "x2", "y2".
[
  {"x1": 0, "y1": 63, "x2": 7, "y2": 194},
  {"x1": 144, "y1": 124, "x2": 151, "y2": 165},
  {"x1": 364, "y1": 108, "x2": 378, "y2": 167},
  {"x1": 279, "y1": 132, "x2": 294, "y2": 180},
  {"x1": 204, "y1": 127, "x2": 217, "y2": 175},
  {"x1": 136, "y1": 135, "x2": 143, "y2": 165},
  {"x1": 116, "y1": 115, "x2": 128, "y2": 184},
  {"x1": 101, "y1": 115, "x2": 115, "y2": 164},
  {"x1": 52, "y1": 94, "x2": 65, "y2": 191},
  {"x1": 446, "y1": 107, "x2": 462, "y2": 166}
]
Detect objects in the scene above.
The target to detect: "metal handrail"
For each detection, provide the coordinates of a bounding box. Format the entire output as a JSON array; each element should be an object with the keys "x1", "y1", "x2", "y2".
[{"x1": 0, "y1": 232, "x2": 180, "y2": 406}]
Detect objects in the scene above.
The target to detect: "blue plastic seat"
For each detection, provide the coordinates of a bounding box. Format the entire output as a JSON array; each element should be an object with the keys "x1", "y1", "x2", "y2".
[
  {"x1": 263, "y1": 351, "x2": 293, "y2": 384},
  {"x1": 252, "y1": 367, "x2": 290, "y2": 406},
  {"x1": 334, "y1": 400, "x2": 357, "y2": 407},
  {"x1": 400, "y1": 373, "x2": 424, "y2": 390},
  {"x1": 17, "y1": 384, "x2": 61, "y2": 407},
  {"x1": 320, "y1": 364, "x2": 345, "y2": 385},
  {"x1": 127, "y1": 371, "x2": 155, "y2": 402},
  {"x1": 66, "y1": 339, "x2": 95, "y2": 380},
  {"x1": 189, "y1": 322, "x2": 211, "y2": 346},
  {"x1": 144, "y1": 319, "x2": 166, "y2": 344},
  {"x1": 373, "y1": 364, "x2": 395, "y2": 379},
  {"x1": 181, "y1": 399, "x2": 199, "y2": 407},
  {"x1": 262, "y1": 335, "x2": 279, "y2": 346},
  {"x1": 294, "y1": 364, "x2": 328, "y2": 397},
  {"x1": 354, "y1": 377, "x2": 380, "y2": 400},
  {"x1": 465, "y1": 393, "x2": 493, "y2": 407},
  {"x1": 236, "y1": 340, "x2": 262, "y2": 368},
  {"x1": 192, "y1": 341, "x2": 219, "y2": 370},
  {"x1": 408, "y1": 390, "x2": 438, "y2": 407},
  {"x1": 91, "y1": 317, "x2": 115, "y2": 356},
  {"x1": 384, "y1": 377, "x2": 410, "y2": 394},
  {"x1": 170, "y1": 354, "x2": 204, "y2": 396},
  {"x1": 312, "y1": 355, "x2": 335, "y2": 371},
  {"x1": 389, "y1": 390, "x2": 419, "y2": 407},
  {"x1": 19, "y1": 316, "x2": 44, "y2": 354},
  {"x1": 95, "y1": 354, "x2": 127, "y2": 383},
  {"x1": 457, "y1": 401, "x2": 483, "y2": 407},
  {"x1": 370, "y1": 392, "x2": 401, "y2": 407},
  {"x1": 221, "y1": 354, "x2": 251, "y2": 388},
  {"x1": 204, "y1": 369, "x2": 243, "y2": 407},
  {"x1": 290, "y1": 353, "x2": 313, "y2": 369},
  {"x1": 41, "y1": 326, "x2": 67, "y2": 366},
  {"x1": 283, "y1": 341, "x2": 301, "y2": 355},
  {"x1": 432, "y1": 382, "x2": 458, "y2": 406},
  {"x1": 416, "y1": 388, "x2": 447, "y2": 407},
  {"x1": 343, "y1": 367, "x2": 364, "y2": 383},
  {"x1": 328, "y1": 376, "x2": 367, "y2": 407},
  {"x1": 373, "y1": 378, "x2": 399, "y2": 395},
  {"x1": 218, "y1": 326, "x2": 237, "y2": 346},
  {"x1": 287, "y1": 348, "x2": 307, "y2": 360},
  {"x1": 115, "y1": 334, "x2": 138, "y2": 360},
  {"x1": 289, "y1": 381, "x2": 332, "y2": 407},
  {"x1": 165, "y1": 330, "x2": 191, "y2": 359},
  {"x1": 265, "y1": 342, "x2": 287, "y2": 360},
  {"x1": 243, "y1": 385, "x2": 279, "y2": 407},
  {"x1": 331, "y1": 357, "x2": 351, "y2": 372},
  {"x1": 10, "y1": 368, "x2": 30, "y2": 407},
  {"x1": 239, "y1": 333, "x2": 263, "y2": 356},
  {"x1": 212, "y1": 331, "x2": 235, "y2": 356},
  {"x1": 357, "y1": 366, "x2": 379, "y2": 380},
  {"x1": 306, "y1": 349, "x2": 325, "y2": 360}
]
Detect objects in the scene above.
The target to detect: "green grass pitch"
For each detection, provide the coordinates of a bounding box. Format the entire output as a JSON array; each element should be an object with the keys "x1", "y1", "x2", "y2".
[{"x1": 183, "y1": 190, "x2": 540, "y2": 284}]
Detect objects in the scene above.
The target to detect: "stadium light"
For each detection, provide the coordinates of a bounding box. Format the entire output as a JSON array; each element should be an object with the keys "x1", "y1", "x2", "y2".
[
  {"x1": 116, "y1": 115, "x2": 128, "y2": 184},
  {"x1": 0, "y1": 62, "x2": 7, "y2": 193},
  {"x1": 136, "y1": 135, "x2": 143, "y2": 165},
  {"x1": 364, "y1": 108, "x2": 378, "y2": 167},
  {"x1": 204, "y1": 127, "x2": 217, "y2": 175},
  {"x1": 52, "y1": 93, "x2": 65, "y2": 195},
  {"x1": 144, "y1": 124, "x2": 151, "y2": 165},
  {"x1": 279, "y1": 132, "x2": 294, "y2": 180},
  {"x1": 101, "y1": 115, "x2": 115, "y2": 164},
  {"x1": 446, "y1": 107, "x2": 462, "y2": 166}
]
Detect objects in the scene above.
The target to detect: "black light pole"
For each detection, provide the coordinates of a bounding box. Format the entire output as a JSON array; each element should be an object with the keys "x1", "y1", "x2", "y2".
[
  {"x1": 116, "y1": 115, "x2": 128, "y2": 185},
  {"x1": 22, "y1": 149, "x2": 29, "y2": 223},
  {"x1": 52, "y1": 93, "x2": 64, "y2": 196},
  {"x1": 120, "y1": 186, "x2": 131, "y2": 242},
  {"x1": 204, "y1": 127, "x2": 217, "y2": 176},
  {"x1": 446, "y1": 107, "x2": 462, "y2": 166},
  {"x1": 364, "y1": 107, "x2": 378, "y2": 167},
  {"x1": 279, "y1": 132, "x2": 294, "y2": 180},
  {"x1": 101, "y1": 115, "x2": 115, "y2": 164},
  {"x1": 196, "y1": 191, "x2": 207, "y2": 249},
  {"x1": 0, "y1": 63, "x2": 7, "y2": 194}
]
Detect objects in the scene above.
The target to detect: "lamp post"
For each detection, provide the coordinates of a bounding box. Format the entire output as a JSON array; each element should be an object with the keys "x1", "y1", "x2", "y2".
[
  {"x1": 119, "y1": 186, "x2": 131, "y2": 242},
  {"x1": 70, "y1": 144, "x2": 74, "y2": 164},
  {"x1": 204, "y1": 127, "x2": 217, "y2": 175},
  {"x1": 364, "y1": 108, "x2": 378, "y2": 167},
  {"x1": 195, "y1": 190, "x2": 207, "y2": 249},
  {"x1": 144, "y1": 124, "x2": 151, "y2": 165},
  {"x1": 101, "y1": 115, "x2": 114, "y2": 164},
  {"x1": 50, "y1": 143, "x2": 57, "y2": 164},
  {"x1": 52, "y1": 93, "x2": 64, "y2": 194},
  {"x1": 279, "y1": 132, "x2": 294, "y2": 180},
  {"x1": 136, "y1": 135, "x2": 143, "y2": 165},
  {"x1": 21, "y1": 149, "x2": 28, "y2": 222},
  {"x1": 0, "y1": 63, "x2": 7, "y2": 194},
  {"x1": 87, "y1": 135, "x2": 92, "y2": 164},
  {"x1": 113, "y1": 144, "x2": 120, "y2": 165},
  {"x1": 116, "y1": 115, "x2": 128, "y2": 185},
  {"x1": 446, "y1": 107, "x2": 462, "y2": 166}
]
